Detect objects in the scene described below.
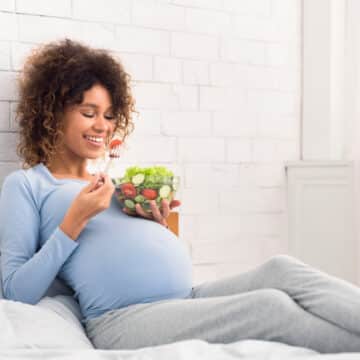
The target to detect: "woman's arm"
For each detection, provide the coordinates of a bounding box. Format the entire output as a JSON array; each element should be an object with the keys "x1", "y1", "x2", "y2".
[{"x1": 0, "y1": 171, "x2": 79, "y2": 304}]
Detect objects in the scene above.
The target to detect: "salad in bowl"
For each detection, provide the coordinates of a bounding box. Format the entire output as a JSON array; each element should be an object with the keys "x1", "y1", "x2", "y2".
[{"x1": 112, "y1": 166, "x2": 180, "y2": 214}]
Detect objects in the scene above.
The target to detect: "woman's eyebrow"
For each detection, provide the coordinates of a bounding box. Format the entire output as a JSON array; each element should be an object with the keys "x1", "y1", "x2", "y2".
[
  {"x1": 80, "y1": 103, "x2": 113, "y2": 111},
  {"x1": 80, "y1": 103, "x2": 98, "y2": 108}
]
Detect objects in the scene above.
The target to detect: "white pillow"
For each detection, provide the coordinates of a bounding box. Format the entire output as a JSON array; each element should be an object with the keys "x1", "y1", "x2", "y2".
[
  {"x1": 0, "y1": 255, "x2": 4, "y2": 299},
  {"x1": 37, "y1": 295, "x2": 84, "y2": 332},
  {"x1": 0, "y1": 298, "x2": 93, "y2": 349}
]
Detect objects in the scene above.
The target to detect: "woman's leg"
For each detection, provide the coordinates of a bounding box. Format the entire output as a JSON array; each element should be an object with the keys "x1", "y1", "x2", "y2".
[
  {"x1": 190, "y1": 255, "x2": 360, "y2": 337},
  {"x1": 85, "y1": 288, "x2": 360, "y2": 352}
]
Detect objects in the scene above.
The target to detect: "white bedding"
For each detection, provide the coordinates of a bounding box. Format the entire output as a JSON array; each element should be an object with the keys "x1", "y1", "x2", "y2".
[
  {"x1": 0, "y1": 298, "x2": 92, "y2": 349},
  {"x1": 0, "y1": 297, "x2": 360, "y2": 359},
  {"x1": 0, "y1": 339, "x2": 360, "y2": 360}
]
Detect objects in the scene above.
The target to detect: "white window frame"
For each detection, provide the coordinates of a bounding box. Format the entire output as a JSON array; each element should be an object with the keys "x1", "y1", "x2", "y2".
[{"x1": 301, "y1": 0, "x2": 346, "y2": 160}]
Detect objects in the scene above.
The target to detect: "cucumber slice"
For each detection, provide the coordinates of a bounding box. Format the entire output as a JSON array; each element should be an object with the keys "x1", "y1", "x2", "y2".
[
  {"x1": 124, "y1": 199, "x2": 135, "y2": 209},
  {"x1": 134, "y1": 195, "x2": 145, "y2": 203},
  {"x1": 113, "y1": 178, "x2": 122, "y2": 186},
  {"x1": 172, "y1": 177, "x2": 179, "y2": 191},
  {"x1": 132, "y1": 173, "x2": 145, "y2": 186},
  {"x1": 159, "y1": 185, "x2": 171, "y2": 198}
]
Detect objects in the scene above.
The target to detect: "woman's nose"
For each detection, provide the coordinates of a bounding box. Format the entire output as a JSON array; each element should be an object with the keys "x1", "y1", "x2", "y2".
[{"x1": 93, "y1": 114, "x2": 110, "y2": 130}]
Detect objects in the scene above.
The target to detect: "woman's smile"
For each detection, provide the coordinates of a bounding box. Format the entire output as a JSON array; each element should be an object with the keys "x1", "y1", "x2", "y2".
[{"x1": 83, "y1": 135, "x2": 105, "y2": 148}]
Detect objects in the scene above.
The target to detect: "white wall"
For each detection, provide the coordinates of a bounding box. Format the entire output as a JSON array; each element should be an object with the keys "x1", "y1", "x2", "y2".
[
  {"x1": 345, "y1": 0, "x2": 360, "y2": 162},
  {"x1": 344, "y1": 0, "x2": 360, "y2": 282},
  {"x1": 0, "y1": 0, "x2": 301, "y2": 284},
  {"x1": 300, "y1": 0, "x2": 360, "y2": 283},
  {"x1": 302, "y1": 0, "x2": 360, "y2": 283}
]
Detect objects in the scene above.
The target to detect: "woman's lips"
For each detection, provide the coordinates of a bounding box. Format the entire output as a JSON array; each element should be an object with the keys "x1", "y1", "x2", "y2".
[{"x1": 84, "y1": 136, "x2": 104, "y2": 147}]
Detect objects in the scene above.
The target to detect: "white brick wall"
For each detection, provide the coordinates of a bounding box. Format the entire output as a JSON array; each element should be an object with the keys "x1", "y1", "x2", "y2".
[
  {"x1": 0, "y1": 1, "x2": 15, "y2": 12},
  {"x1": 0, "y1": 0, "x2": 301, "y2": 285},
  {"x1": 17, "y1": 0, "x2": 72, "y2": 18}
]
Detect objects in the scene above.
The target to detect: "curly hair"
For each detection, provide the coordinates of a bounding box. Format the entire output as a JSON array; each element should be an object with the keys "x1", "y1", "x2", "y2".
[{"x1": 16, "y1": 38, "x2": 136, "y2": 169}]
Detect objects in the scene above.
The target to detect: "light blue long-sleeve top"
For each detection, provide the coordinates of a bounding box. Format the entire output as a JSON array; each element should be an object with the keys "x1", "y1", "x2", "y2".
[{"x1": 0, "y1": 163, "x2": 193, "y2": 321}]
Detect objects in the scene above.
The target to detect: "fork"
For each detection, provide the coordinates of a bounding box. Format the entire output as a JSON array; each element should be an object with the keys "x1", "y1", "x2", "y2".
[
  {"x1": 95, "y1": 139, "x2": 123, "y2": 188},
  {"x1": 103, "y1": 138, "x2": 123, "y2": 175}
]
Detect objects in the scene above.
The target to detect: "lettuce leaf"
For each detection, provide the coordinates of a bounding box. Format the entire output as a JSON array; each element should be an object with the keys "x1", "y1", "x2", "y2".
[{"x1": 121, "y1": 165, "x2": 174, "y2": 188}]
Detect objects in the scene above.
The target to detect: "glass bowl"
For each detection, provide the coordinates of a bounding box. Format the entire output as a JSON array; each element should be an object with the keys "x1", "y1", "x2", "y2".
[{"x1": 112, "y1": 170, "x2": 180, "y2": 215}]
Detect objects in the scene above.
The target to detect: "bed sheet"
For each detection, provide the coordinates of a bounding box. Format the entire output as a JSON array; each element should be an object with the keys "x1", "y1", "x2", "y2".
[
  {"x1": 0, "y1": 338, "x2": 359, "y2": 360},
  {"x1": 0, "y1": 296, "x2": 360, "y2": 359}
]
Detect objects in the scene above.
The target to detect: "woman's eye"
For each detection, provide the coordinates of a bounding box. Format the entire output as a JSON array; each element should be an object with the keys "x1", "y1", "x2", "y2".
[
  {"x1": 82, "y1": 113, "x2": 94, "y2": 118},
  {"x1": 81, "y1": 112, "x2": 116, "y2": 121}
]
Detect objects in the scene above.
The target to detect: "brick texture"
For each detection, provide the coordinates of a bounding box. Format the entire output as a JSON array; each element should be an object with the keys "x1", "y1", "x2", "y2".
[{"x1": 0, "y1": 0, "x2": 301, "y2": 283}]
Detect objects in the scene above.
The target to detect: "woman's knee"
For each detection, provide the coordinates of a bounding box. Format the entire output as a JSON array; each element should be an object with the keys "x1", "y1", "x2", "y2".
[
  {"x1": 262, "y1": 254, "x2": 302, "y2": 274},
  {"x1": 256, "y1": 289, "x2": 299, "y2": 317}
]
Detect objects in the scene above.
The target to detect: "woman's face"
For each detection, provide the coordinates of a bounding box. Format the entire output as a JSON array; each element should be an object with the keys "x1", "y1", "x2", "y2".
[{"x1": 59, "y1": 83, "x2": 116, "y2": 161}]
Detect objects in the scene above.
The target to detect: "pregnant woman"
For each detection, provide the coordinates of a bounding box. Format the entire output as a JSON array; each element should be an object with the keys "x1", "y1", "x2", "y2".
[{"x1": 1, "y1": 39, "x2": 360, "y2": 353}]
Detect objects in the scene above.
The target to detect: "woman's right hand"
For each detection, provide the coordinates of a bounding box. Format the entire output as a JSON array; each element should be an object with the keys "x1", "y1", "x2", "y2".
[{"x1": 60, "y1": 173, "x2": 115, "y2": 240}]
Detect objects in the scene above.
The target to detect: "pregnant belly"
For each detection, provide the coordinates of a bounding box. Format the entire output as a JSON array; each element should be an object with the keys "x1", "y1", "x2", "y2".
[{"x1": 63, "y1": 220, "x2": 193, "y2": 319}]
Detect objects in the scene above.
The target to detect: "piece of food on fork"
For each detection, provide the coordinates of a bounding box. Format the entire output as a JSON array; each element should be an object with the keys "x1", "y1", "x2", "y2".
[
  {"x1": 103, "y1": 138, "x2": 123, "y2": 173},
  {"x1": 94, "y1": 138, "x2": 123, "y2": 189}
]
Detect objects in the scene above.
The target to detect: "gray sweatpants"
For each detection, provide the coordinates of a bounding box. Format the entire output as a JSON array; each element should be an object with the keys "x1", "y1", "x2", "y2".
[{"x1": 85, "y1": 255, "x2": 360, "y2": 353}]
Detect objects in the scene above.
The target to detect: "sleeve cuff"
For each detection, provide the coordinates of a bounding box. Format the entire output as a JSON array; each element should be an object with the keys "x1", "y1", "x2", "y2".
[{"x1": 50, "y1": 226, "x2": 79, "y2": 256}]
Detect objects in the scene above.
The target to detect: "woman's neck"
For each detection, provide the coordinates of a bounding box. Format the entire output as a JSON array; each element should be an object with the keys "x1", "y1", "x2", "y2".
[{"x1": 46, "y1": 160, "x2": 92, "y2": 180}]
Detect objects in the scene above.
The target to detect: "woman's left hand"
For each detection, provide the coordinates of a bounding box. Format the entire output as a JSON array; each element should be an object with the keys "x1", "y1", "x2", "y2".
[{"x1": 122, "y1": 199, "x2": 181, "y2": 227}]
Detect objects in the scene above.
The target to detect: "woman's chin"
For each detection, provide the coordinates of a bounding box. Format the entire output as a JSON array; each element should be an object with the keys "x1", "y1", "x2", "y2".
[
  {"x1": 86, "y1": 152, "x2": 105, "y2": 160},
  {"x1": 88, "y1": 155, "x2": 102, "y2": 160}
]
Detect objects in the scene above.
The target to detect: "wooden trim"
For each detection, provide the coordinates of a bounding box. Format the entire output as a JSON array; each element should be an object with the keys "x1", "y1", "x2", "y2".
[{"x1": 167, "y1": 212, "x2": 179, "y2": 236}]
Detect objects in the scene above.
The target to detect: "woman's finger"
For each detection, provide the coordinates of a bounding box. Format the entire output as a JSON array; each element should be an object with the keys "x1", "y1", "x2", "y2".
[
  {"x1": 161, "y1": 199, "x2": 170, "y2": 219},
  {"x1": 135, "y1": 203, "x2": 153, "y2": 219},
  {"x1": 169, "y1": 199, "x2": 181, "y2": 209},
  {"x1": 149, "y1": 200, "x2": 163, "y2": 222},
  {"x1": 122, "y1": 207, "x2": 138, "y2": 217}
]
